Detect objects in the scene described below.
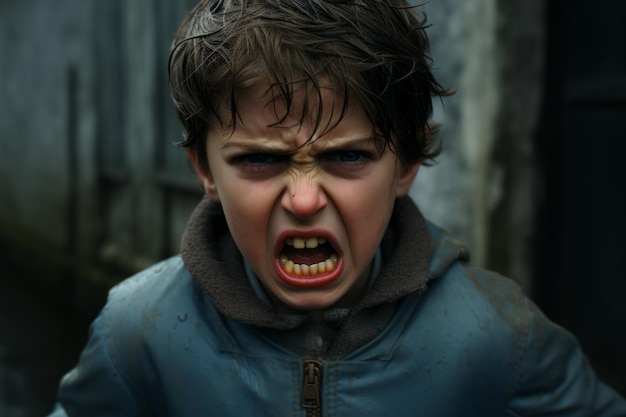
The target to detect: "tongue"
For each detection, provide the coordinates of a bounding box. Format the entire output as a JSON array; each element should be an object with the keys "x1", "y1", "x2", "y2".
[{"x1": 281, "y1": 244, "x2": 335, "y2": 265}]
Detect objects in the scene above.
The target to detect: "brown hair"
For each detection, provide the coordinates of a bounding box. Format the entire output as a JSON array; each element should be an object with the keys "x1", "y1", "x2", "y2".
[{"x1": 169, "y1": 0, "x2": 450, "y2": 167}]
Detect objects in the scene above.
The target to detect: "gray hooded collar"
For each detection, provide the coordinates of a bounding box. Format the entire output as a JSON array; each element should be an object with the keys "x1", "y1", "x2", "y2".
[{"x1": 181, "y1": 196, "x2": 433, "y2": 331}]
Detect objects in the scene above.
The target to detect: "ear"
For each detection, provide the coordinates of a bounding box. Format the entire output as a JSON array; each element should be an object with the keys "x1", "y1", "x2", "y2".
[
  {"x1": 186, "y1": 148, "x2": 221, "y2": 202},
  {"x1": 395, "y1": 162, "x2": 421, "y2": 197}
]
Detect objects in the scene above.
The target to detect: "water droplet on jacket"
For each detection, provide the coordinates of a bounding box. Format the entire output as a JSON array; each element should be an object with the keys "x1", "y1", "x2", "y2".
[{"x1": 177, "y1": 313, "x2": 188, "y2": 322}]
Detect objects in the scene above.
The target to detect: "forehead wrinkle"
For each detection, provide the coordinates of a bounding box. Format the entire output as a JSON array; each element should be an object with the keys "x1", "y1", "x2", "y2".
[{"x1": 222, "y1": 123, "x2": 312, "y2": 152}]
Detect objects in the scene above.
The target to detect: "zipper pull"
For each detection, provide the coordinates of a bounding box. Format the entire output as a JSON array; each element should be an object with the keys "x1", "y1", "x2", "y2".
[{"x1": 301, "y1": 359, "x2": 323, "y2": 413}]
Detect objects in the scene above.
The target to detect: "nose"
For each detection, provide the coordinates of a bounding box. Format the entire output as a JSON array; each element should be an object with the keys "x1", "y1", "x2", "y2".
[{"x1": 281, "y1": 175, "x2": 327, "y2": 219}]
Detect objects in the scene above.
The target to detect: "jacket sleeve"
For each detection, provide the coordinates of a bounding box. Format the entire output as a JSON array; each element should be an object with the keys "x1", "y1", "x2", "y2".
[
  {"x1": 507, "y1": 299, "x2": 626, "y2": 416},
  {"x1": 46, "y1": 308, "x2": 144, "y2": 417}
]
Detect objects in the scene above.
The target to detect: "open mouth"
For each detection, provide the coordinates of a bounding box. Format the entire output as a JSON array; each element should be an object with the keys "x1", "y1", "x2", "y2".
[{"x1": 275, "y1": 236, "x2": 342, "y2": 287}]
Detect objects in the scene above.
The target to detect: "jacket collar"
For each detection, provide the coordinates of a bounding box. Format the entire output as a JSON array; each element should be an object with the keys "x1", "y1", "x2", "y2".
[{"x1": 181, "y1": 196, "x2": 436, "y2": 329}]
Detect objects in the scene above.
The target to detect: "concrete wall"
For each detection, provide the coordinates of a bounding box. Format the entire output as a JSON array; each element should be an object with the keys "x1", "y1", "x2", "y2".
[
  {"x1": 412, "y1": 0, "x2": 544, "y2": 293},
  {"x1": 0, "y1": 0, "x2": 94, "y2": 250},
  {"x1": 0, "y1": 0, "x2": 201, "y2": 312}
]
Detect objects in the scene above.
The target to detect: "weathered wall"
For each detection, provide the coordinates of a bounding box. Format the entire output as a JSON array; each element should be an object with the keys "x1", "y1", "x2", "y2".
[
  {"x1": 0, "y1": 0, "x2": 95, "y2": 249},
  {"x1": 0, "y1": 0, "x2": 201, "y2": 312},
  {"x1": 411, "y1": 0, "x2": 544, "y2": 293}
]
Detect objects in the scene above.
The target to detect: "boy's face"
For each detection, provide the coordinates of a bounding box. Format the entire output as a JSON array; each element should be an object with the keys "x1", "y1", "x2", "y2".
[{"x1": 189, "y1": 83, "x2": 419, "y2": 312}]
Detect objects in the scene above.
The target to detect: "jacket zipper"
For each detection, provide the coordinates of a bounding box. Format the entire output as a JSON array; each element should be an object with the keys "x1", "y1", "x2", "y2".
[{"x1": 301, "y1": 359, "x2": 323, "y2": 417}]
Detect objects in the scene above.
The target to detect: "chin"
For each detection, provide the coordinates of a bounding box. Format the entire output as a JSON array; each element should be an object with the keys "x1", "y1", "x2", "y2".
[{"x1": 279, "y1": 293, "x2": 343, "y2": 313}]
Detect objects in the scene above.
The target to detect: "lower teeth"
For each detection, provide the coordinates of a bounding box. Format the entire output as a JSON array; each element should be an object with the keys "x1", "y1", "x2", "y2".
[{"x1": 280, "y1": 254, "x2": 338, "y2": 276}]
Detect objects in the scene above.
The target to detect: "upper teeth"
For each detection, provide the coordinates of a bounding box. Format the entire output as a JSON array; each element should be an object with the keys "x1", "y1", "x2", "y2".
[{"x1": 286, "y1": 237, "x2": 327, "y2": 249}]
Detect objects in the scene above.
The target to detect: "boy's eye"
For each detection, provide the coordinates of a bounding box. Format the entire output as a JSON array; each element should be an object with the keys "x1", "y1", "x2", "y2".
[
  {"x1": 236, "y1": 153, "x2": 287, "y2": 165},
  {"x1": 233, "y1": 153, "x2": 288, "y2": 177},
  {"x1": 325, "y1": 150, "x2": 369, "y2": 164},
  {"x1": 320, "y1": 149, "x2": 375, "y2": 177},
  {"x1": 334, "y1": 151, "x2": 363, "y2": 162},
  {"x1": 242, "y1": 153, "x2": 275, "y2": 164}
]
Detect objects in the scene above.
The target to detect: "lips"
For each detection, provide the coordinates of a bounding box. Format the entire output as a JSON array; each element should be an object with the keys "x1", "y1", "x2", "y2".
[{"x1": 274, "y1": 233, "x2": 343, "y2": 288}]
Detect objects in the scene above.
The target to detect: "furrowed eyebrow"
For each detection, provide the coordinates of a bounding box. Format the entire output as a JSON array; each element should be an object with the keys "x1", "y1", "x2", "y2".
[
  {"x1": 220, "y1": 141, "x2": 295, "y2": 155},
  {"x1": 220, "y1": 136, "x2": 380, "y2": 155},
  {"x1": 313, "y1": 137, "x2": 380, "y2": 152}
]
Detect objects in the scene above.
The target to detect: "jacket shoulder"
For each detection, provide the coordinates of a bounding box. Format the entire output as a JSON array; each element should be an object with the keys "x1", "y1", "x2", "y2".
[
  {"x1": 101, "y1": 255, "x2": 221, "y2": 347},
  {"x1": 426, "y1": 262, "x2": 626, "y2": 415},
  {"x1": 107, "y1": 256, "x2": 188, "y2": 308}
]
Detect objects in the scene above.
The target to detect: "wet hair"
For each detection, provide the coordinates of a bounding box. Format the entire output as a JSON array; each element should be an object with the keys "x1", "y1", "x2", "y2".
[{"x1": 169, "y1": 0, "x2": 450, "y2": 167}]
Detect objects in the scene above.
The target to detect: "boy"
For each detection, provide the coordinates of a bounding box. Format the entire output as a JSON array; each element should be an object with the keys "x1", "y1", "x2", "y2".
[{"x1": 49, "y1": 0, "x2": 626, "y2": 415}]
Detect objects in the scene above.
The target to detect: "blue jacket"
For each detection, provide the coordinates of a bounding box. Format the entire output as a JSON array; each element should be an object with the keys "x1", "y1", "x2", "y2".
[{"x1": 49, "y1": 198, "x2": 626, "y2": 416}]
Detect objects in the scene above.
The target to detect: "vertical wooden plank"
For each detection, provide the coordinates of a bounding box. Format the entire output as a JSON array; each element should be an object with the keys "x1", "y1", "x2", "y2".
[{"x1": 124, "y1": 0, "x2": 164, "y2": 264}]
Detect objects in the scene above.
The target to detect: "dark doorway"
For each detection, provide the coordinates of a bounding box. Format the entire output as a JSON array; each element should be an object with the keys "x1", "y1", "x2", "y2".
[{"x1": 535, "y1": 0, "x2": 626, "y2": 395}]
